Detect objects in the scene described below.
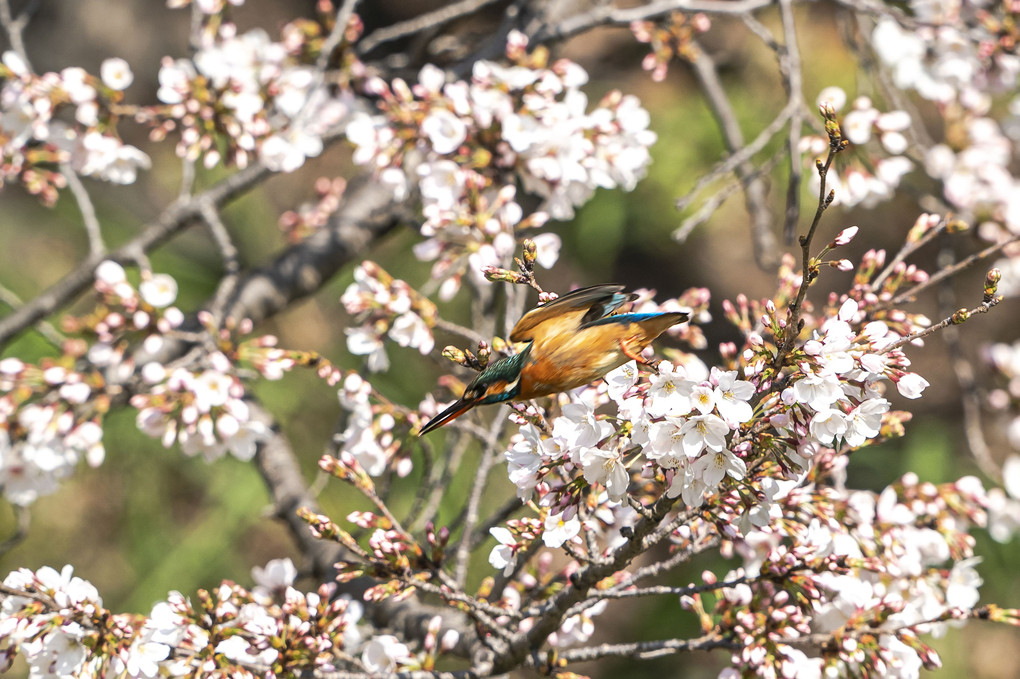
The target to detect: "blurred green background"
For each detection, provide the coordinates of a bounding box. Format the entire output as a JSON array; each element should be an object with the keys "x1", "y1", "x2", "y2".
[{"x1": 1, "y1": 1, "x2": 1019, "y2": 677}]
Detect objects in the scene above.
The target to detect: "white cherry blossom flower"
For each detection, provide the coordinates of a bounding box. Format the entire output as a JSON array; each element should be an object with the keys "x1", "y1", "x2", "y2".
[
  {"x1": 605, "y1": 360, "x2": 638, "y2": 403},
  {"x1": 361, "y1": 635, "x2": 412, "y2": 674},
  {"x1": 646, "y1": 361, "x2": 693, "y2": 417},
  {"x1": 793, "y1": 371, "x2": 844, "y2": 411},
  {"x1": 677, "y1": 414, "x2": 728, "y2": 457},
  {"x1": 692, "y1": 449, "x2": 746, "y2": 487},
  {"x1": 713, "y1": 369, "x2": 755, "y2": 424},
  {"x1": 488, "y1": 527, "x2": 516, "y2": 574},
  {"x1": 552, "y1": 402, "x2": 613, "y2": 448},
  {"x1": 580, "y1": 447, "x2": 629, "y2": 501},
  {"x1": 100, "y1": 57, "x2": 133, "y2": 90},
  {"x1": 422, "y1": 108, "x2": 467, "y2": 154},
  {"x1": 810, "y1": 408, "x2": 848, "y2": 445},
  {"x1": 139, "y1": 274, "x2": 178, "y2": 308},
  {"x1": 843, "y1": 398, "x2": 890, "y2": 447},
  {"x1": 543, "y1": 512, "x2": 581, "y2": 548},
  {"x1": 896, "y1": 372, "x2": 930, "y2": 399}
]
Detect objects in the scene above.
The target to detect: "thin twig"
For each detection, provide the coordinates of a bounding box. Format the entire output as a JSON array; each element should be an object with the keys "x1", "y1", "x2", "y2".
[
  {"x1": 870, "y1": 216, "x2": 949, "y2": 291},
  {"x1": 413, "y1": 429, "x2": 471, "y2": 532},
  {"x1": 772, "y1": 129, "x2": 845, "y2": 371},
  {"x1": 317, "y1": 0, "x2": 361, "y2": 71},
  {"x1": 178, "y1": 157, "x2": 196, "y2": 201},
  {"x1": 60, "y1": 164, "x2": 105, "y2": 256},
  {"x1": 880, "y1": 297, "x2": 1001, "y2": 354},
  {"x1": 886, "y1": 233, "x2": 1020, "y2": 307},
  {"x1": 358, "y1": 0, "x2": 504, "y2": 56},
  {"x1": 453, "y1": 416, "x2": 506, "y2": 587},
  {"x1": 688, "y1": 42, "x2": 778, "y2": 269},
  {"x1": 936, "y1": 247, "x2": 1000, "y2": 481},
  {"x1": 675, "y1": 99, "x2": 797, "y2": 214},
  {"x1": 675, "y1": 150, "x2": 786, "y2": 242},
  {"x1": 545, "y1": 632, "x2": 733, "y2": 664},
  {"x1": 0, "y1": 0, "x2": 35, "y2": 67},
  {"x1": 0, "y1": 159, "x2": 276, "y2": 349},
  {"x1": 533, "y1": 0, "x2": 778, "y2": 45},
  {"x1": 778, "y1": 0, "x2": 804, "y2": 246},
  {"x1": 490, "y1": 492, "x2": 682, "y2": 673},
  {"x1": 433, "y1": 317, "x2": 489, "y2": 346},
  {"x1": 198, "y1": 201, "x2": 242, "y2": 325},
  {"x1": 0, "y1": 283, "x2": 64, "y2": 347}
]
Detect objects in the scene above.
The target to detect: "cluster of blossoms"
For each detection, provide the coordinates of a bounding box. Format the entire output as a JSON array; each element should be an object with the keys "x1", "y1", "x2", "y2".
[
  {"x1": 83, "y1": 260, "x2": 299, "y2": 463},
  {"x1": 924, "y1": 111, "x2": 1019, "y2": 238},
  {"x1": 335, "y1": 372, "x2": 408, "y2": 477},
  {"x1": 131, "y1": 351, "x2": 272, "y2": 462},
  {"x1": 0, "y1": 359, "x2": 104, "y2": 506},
  {"x1": 494, "y1": 289, "x2": 928, "y2": 543},
  {"x1": 476, "y1": 224, "x2": 960, "y2": 663},
  {"x1": 278, "y1": 176, "x2": 347, "y2": 243},
  {"x1": 0, "y1": 50, "x2": 150, "y2": 204},
  {"x1": 0, "y1": 259, "x2": 189, "y2": 506},
  {"x1": 983, "y1": 341, "x2": 1020, "y2": 542},
  {"x1": 0, "y1": 558, "x2": 388, "y2": 678},
  {"x1": 709, "y1": 474, "x2": 993, "y2": 677},
  {"x1": 805, "y1": 87, "x2": 913, "y2": 209},
  {"x1": 987, "y1": 339, "x2": 1020, "y2": 451},
  {"x1": 870, "y1": 10, "x2": 1020, "y2": 109},
  {"x1": 148, "y1": 5, "x2": 359, "y2": 171},
  {"x1": 341, "y1": 261, "x2": 438, "y2": 372},
  {"x1": 630, "y1": 11, "x2": 712, "y2": 82},
  {"x1": 345, "y1": 30, "x2": 652, "y2": 296},
  {"x1": 869, "y1": 6, "x2": 1020, "y2": 242},
  {"x1": 73, "y1": 260, "x2": 186, "y2": 379}
]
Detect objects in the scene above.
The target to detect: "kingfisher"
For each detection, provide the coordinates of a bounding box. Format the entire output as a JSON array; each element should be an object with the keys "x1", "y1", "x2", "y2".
[{"x1": 418, "y1": 284, "x2": 689, "y2": 435}]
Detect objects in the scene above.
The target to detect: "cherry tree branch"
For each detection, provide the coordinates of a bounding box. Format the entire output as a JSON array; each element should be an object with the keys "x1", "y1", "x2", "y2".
[
  {"x1": 688, "y1": 42, "x2": 779, "y2": 269},
  {"x1": 0, "y1": 160, "x2": 275, "y2": 348},
  {"x1": 357, "y1": 0, "x2": 505, "y2": 56}
]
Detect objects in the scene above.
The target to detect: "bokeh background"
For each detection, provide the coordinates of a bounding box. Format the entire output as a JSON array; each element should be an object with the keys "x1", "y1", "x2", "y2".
[{"x1": 1, "y1": 1, "x2": 1019, "y2": 676}]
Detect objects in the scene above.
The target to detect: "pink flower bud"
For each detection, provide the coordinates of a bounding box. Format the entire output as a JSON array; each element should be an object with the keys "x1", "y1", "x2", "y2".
[{"x1": 834, "y1": 226, "x2": 859, "y2": 246}]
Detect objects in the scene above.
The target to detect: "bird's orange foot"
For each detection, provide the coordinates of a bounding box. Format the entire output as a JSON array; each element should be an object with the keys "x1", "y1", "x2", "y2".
[{"x1": 619, "y1": 339, "x2": 652, "y2": 367}]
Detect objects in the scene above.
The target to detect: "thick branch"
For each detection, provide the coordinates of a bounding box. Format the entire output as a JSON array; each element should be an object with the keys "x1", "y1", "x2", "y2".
[{"x1": 0, "y1": 161, "x2": 274, "y2": 349}]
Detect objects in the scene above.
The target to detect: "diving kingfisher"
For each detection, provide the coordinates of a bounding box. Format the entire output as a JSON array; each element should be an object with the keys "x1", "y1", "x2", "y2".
[{"x1": 418, "y1": 284, "x2": 689, "y2": 435}]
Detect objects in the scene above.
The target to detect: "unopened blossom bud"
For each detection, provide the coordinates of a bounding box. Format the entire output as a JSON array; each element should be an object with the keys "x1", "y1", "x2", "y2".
[
  {"x1": 984, "y1": 268, "x2": 1001, "y2": 302},
  {"x1": 830, "y1": 259, "x2": 854, "y2": 271},
  {"x1": 522, "y1": 238, "x2": 537, "y2": 267},
  {"x1": 832, "y1": 225, "x2": 859, "y2": 246},
  {"x1": 819, "y1": 100, "x2": 838, "y2": 121},
  {"x1": 824, "y1": 117, "x2": 842, "y2": 140},
  {"x1": 952, "y1": 308, "x2": 970, "y2": 324},
  {"x1": 483, "y1": 266, "x2": 517, "y2": 283},
  {"x1": 442, "y1": 345, "x2": 467, "y2": 365},
  {"x1": 497, "y1": 183, "x2": 517, "y2": 204},
  {"x1": 440, "y1": 629, "x2": 460, "y2": 652},
  {"x1": 476, "y1": 342, "x2": 491, "y2": 368}
]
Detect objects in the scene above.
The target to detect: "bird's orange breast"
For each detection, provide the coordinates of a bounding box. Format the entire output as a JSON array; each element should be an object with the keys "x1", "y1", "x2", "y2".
[{"x1": 517, "y1": 320, "x2": 667, "y2": 399}]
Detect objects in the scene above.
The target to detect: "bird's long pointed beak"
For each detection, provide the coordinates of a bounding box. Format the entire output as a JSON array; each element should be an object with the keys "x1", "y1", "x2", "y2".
[{"x1": 418, "y1": 397, "x2": 477, "y2": 436}]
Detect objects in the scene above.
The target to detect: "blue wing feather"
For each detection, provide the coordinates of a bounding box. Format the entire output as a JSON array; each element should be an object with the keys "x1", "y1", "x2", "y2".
[{"x1": 581, "y1": 312, "x2": 684, "y2": 329}]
